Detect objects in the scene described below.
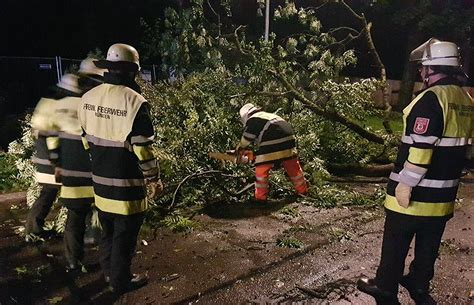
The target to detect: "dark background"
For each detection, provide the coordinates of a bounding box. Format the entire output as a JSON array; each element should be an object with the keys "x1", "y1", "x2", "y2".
[{"x1": 0, "y1": 0, "x2": 473, "y2": 149}]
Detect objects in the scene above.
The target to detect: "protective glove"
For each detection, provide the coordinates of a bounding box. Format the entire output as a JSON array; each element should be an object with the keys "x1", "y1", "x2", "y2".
[
  {"x1": 395, "y1": 182, "x2": 412, "y2": 208},
  {"x1": 395, "y1": 161, "x2": 428, "y2": 208},
  {"x1": 54, "y1": 167, "x2": 62, "y2": 183},
  {"x1": 147, "y1": 179, "x2": 163, "y2": 199}
]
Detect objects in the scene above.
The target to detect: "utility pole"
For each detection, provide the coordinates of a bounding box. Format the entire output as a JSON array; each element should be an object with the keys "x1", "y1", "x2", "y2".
[{"x1": 264, "y1": 0, "x2": 270, "y2": 42}]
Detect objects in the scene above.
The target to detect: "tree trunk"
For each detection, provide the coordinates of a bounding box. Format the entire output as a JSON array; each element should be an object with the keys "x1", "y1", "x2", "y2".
[
  {"x1": 396, "y1": 31, "x2": 422, "y2": 111},
  {"x1": 397, "y1": 62, "x2": 416, "y2": 111},
  {"x1": 327, "y1": 163, "x2": 393, "y2": 177}
]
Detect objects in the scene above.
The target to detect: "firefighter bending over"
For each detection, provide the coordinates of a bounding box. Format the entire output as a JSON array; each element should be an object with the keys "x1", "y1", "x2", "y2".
[{"x1": 236, "y1": 103, "x2": 308, "y2": 202}]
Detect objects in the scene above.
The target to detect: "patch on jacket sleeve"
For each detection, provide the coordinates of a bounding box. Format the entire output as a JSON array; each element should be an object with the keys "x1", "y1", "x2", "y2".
[{"x1": 413, "y1": 117, "x2": 430, "y2": 134}]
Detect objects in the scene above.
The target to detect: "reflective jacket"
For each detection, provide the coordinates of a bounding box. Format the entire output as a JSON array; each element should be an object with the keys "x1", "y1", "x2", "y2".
[
  {"x1": 49, "y1": 96, "x2": 94, "y2": 207},
  {"x1": 78, "y1": 83, "x2": 159, "y2": 215},
  {"x1": 31, "y1": 97, "x2": 61, "y2": 186},
  {"x1": 239, "y1": 111, "x2": 298, "y2": 165},
  {"x1": 385, "y1": 78, "x2": 473, "y2": 217}
]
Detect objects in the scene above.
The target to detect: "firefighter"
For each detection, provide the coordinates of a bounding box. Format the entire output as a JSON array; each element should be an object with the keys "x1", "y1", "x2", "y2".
[
  {"x1": 25, "y1": 74, "x2": 83, "y2": 241},
  {"x1": 237, "y1": 103, "x2": 308, "y2": 202},
  {"x1": 48, "y1": 63, "x2": 106, "y2": 271},
  {"x1": 357, "y1": 39, "x2": 473, "y2": 305},
  {"x1": 78, "y1": 43, "x2": 162, "y2": 294}
]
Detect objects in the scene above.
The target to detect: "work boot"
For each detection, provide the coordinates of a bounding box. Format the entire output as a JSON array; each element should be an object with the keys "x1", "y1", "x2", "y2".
[
  {"x1": 25, "y1": 230, "x2": 56, "y2": 243},
  {"x1": 66, "y1": 260, "x2": 87, "y2": 274},
  {"x1": 357, "y1": 277, "x2": 401, "y2": 305},
  {"x1": 109, "y1": 273, "x2": 149, "y2": 295},
  {"x1": 400, "y1": 275, "x2": 436, "y2": 305}
]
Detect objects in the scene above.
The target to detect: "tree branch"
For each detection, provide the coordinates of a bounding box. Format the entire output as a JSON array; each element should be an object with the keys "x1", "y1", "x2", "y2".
[
  {"x1": 271, "y1": 69, "x2": 390, "y2": 145},
  {"x1": 337, "y1": 0, "x2": 393, "y2": 133}
]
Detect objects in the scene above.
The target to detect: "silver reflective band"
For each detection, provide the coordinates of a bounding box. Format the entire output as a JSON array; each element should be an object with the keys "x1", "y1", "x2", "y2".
[
  {"x1": 139, "y1": 159, "x2": 157, "y2": 171},
  {"x1": 243, "y1": 132, "x2": 256, "y2": 140},
  {"x1": 38, "y1": 131, "x2": 59, "y2": 137},
  {"x1": 131, "y1": 135, "x2": 154, "y2": 145},
  {"x1": 32, "y1": 157, "x2": 52, "y2": 166},
  {"x1": 437, "y1": 138, "x2": 472, "y2": 147},
  {"x1": 86, "y1": 135, "x2": 132, "y2": 150},
  {"x1": 59, "y1": 132, "x2": 82, "y2": 140},
  {"x1": 260, "y1": 135, "x2": 296, "y2": 147},
  {"x1": 401, "y1": 135, "x2": 472, "y2": 147},
  {"x1": 60, "y1": 169, "x2": 92, "y2": 178},
  {"x1": 390, "y1": 172, "x2": 459, "y2": 188},
  {"x1": 92, "y1": 175, "x2": 145, "y2": 187},
  {"x1": 256, "y1": 118, "x2": 285, "y2": 146},
  {"x1": 290, "y1": 174, "x2": 304, "y2": 181},
  {"x1": 398, "y1": 168, "x2": 424, "y2": 187},
  {"x1": 410, "y1": 134, "x2": 439, "y2": 144}
]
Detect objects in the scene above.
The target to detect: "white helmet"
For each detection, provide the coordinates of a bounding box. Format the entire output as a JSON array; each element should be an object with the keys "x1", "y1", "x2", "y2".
[
  {"x1": 410, "y1": 38, "x2": 460, "y2": 67},
  {"x1": 94, "y1": 43, "x2": 141, "y2": 71},
  {"x1": 421, "y1": 41, "x2": 460, "y2": 66},
  {"x1": 78, "y1": 58, "x2": 107, "y2": 77},
  {"x1": 239, "y1": 103, "x2": 261, "y2": 125},
  {"x1": 57, "y1": 74, "x2": 82, "y2": 94}
]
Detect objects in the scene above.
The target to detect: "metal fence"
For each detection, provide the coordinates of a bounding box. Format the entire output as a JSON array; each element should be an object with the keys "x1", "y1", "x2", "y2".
[{"x1": 0, "y1": 56, "x2": 160, "y2": 115}]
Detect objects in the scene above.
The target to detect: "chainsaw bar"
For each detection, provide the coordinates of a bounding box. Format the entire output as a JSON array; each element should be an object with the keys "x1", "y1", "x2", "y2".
[{"x1": 208, "y1": 152, "x2": 237, "y2": 163}]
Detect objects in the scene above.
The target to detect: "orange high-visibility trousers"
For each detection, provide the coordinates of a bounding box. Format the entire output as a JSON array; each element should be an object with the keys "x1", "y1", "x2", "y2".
[{"x1": 255, "y1": 157, "x2": 308, "y2": 201}]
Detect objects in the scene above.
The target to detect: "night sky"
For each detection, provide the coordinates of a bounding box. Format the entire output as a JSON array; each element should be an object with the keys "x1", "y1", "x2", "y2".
[{"x1": 0, "y1": 0, "x2": 473, "y2": 149}]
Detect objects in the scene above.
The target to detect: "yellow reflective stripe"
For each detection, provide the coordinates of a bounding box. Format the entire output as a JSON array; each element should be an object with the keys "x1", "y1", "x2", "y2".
[
  {"x1": 94, "y1": 194, "x2": 148, "y2": 215},
  {"x1": 429, "y1": 85, "x2": 473, "y2": 138},
  {"x1": 81, "y1": 137, "x2": 90, "y2": 150},
  {"x1": 408, "y1": 147, "x2": 433, "y2": 165},
  {"x1": 239, "y1": 137, "x2": 252, "y2": 148},
  {"x1": 46, "y1": 137, "x2": 60, "y2": 150},
  {"x1": 255, "y1": 148, "x2": 297, "y2": 164},
  {"x1": 60, "y1": 186, "x2": 94, "y2": 199},
  {"x1": 133, "y1": 145, "x2": 155, "y2": 161},
  {"x1": 385, "y1": 195, "x2": 454, "y2": 217},
  {"x1": 35, "y1": 172, "x2": 61, "y2": 185}
]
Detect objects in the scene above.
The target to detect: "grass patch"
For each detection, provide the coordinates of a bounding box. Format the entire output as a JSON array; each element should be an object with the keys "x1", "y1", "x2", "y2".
[
  {"x1": 276, "y1": 236, "x2": 304, "y2": 249},
  {"x1": 362, "y1": 113, "x2": 404, "y2": 135},
  {"x1": 283, "y1": 224, "x2": 314, "y2": 234},
  {"x1": 327, "y1": 227, "x2": 353, "y2": 242},
  {"x1": 278, "y1": 206, "x2": 300, "y2": 218},
  {"x1": 160, "y1": 215, "x2": 197, "y2": 233}
]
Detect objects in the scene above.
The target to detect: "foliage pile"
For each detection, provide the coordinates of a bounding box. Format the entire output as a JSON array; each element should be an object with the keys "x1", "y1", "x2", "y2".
[
  {"x1": 0, "y1": 152, "x2": 25, "y2": 193},
  {"x1": 9, "y1": 1, "x2": 393, "y2": 223},
  {"x1": 140, "y1": 0, "x2": 394, "y2": 210}
]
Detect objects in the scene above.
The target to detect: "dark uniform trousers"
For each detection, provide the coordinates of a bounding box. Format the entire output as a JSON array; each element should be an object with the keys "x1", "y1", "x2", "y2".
[
  {"x1": 64, "y1": 204, "x2": 93, "y2": 266},
  {"x1": 25, "y1": 184, "x2": 59, "y2": 234},
  {"x1": 98, "y1": 210, "x2": 144, "y2": 290},
  {"x1": 375, "y1": 209, "x2": 448, "y2": 294}
]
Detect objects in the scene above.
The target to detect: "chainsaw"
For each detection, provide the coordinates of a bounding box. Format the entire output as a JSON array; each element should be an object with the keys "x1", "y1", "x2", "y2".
[{"x1": 208, "y1": 149, "x2": 255, "y2": 164}]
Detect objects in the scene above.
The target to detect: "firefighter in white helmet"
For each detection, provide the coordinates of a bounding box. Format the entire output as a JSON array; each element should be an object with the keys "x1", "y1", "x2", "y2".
[
  {"x1": 237, "y1": 103, "x2": 308, "y2": 202},
  {"x1": 45, "y1": 60, "x2": 106, "y2": 272},
  {"x1": 358, "y1": 39, "x2": 473, "y2": 305},
  {"x1": 25, "y1": 74, "x2": 83, "y2": 241},
  {"x1": 78, "y1": 43, "x2": 162, "y2": 294}
]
